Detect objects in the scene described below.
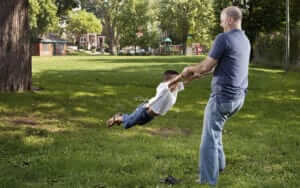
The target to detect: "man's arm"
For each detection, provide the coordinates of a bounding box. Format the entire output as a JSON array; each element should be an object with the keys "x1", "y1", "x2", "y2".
[
  {"x1": 168, "y1": 56, "x2": 217, "y2": 87},
  {"x1": 176, "y1": 34, "x2": 226, "y2": 84},
  {"x1": 181, "y1": 56, "x2": 217, "y2": 80}
]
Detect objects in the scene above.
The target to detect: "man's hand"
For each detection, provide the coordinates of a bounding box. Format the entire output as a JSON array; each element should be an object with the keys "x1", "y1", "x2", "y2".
[
  {"x1": 168, "y1": 56, "x2": 217, "y2": 88},
  {"x1": 168, "y1": 67, "x2": 201, "y2": 87},
  {"x1": 181, "y1": 57, "x2": 217, "y2": 84},
  {"x1": 181, "y1": 66, "x2": 194, "y2": 80},
  {"x1": 181, "y1": 66, "x2": 202, "y2": 81}
]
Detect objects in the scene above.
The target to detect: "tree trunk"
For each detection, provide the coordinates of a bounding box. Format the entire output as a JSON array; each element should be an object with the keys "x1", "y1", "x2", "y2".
[
  {"x1": 245, "y1": 30, "x2": 256, "y2": 62},
  {"x1": 182, "y1": 31, "x2": 188, "y2": 56},
  {"x1": 108, "y1": 31, "x2": 118, "y2": 55},
  {"x1": 0, "y1": 0, "x2": 32, "y2": 92},
  {"x1": 245, "y1": 0, "x2": 256, "y2": 62},
  {"x1": 109, "y1": 38, "x2": 118, "y2": 55},
  {"x1": 106, "y1": 22, "x2": 118, "y2": 55},
  {"x1": 183, "y1": 41, "x2": 187, "y2": 56}
]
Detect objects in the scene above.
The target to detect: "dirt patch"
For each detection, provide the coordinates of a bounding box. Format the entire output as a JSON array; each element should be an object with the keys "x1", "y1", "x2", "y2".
[
  {"x1": 4, "y1": 116, "x2": 67, "y2": 133},
  {"x1": 32, "y1": 86, "x2": 45, "y2": 91},
  {"x1": 144, "y1": 127, "x2": 192, "y2": 137},
  {"x1": 11, "y1": 117, "x2": 39, "y2": 126}
]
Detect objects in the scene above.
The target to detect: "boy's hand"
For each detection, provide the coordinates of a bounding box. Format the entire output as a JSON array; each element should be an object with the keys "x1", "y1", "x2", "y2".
[
  {"x1": 183, "y1": 73, "x2": 201, "y2": 84},
  {"x1": 168, "y1": 74, "x2": 183, "y2": 88},
  {"x1": 182, "y1": 66, "x2": 201, "y2": 78},
  {"x1": 181, "y1": 66, "x2": 203, "y2": 82}
]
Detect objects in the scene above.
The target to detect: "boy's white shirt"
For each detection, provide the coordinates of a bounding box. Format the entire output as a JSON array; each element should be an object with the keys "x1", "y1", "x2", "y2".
[{"x1": 146, "y1": 81, "x2": 184, "y2": 115}]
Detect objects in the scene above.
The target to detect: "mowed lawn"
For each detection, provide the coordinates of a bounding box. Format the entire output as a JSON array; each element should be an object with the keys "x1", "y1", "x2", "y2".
[{"x1": 0, "y1": 56, "x2": 299, "y2": 188}]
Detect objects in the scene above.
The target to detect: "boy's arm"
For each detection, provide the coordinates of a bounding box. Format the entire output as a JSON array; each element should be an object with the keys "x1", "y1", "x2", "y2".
[
  {"x1": 168, "y1": 71, "x2": 211, "y2": 88},
  {"x1": 168, "y1": 74, "x2": 183, "y2": 88}
]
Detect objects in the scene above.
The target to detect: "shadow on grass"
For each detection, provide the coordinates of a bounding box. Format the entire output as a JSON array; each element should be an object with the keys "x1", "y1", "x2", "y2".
[
  {"x1": 0, "y1": 62, "x2": 295, "y2": 134},
  {"x1": 0, "y1": 59, "x2": 300, "y2": 187}
]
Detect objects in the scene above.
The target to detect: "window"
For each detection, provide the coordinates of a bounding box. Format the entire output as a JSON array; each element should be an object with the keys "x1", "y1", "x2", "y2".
[
  {"x1": 42, "y1": 43, "x2": 49, "y2": 51},
  {"x1": 80, "y1": 37, "x2": 86, "y2": 43},
  {"x1": 56, "y1": 44, "x2": 64, "y2": 51}
]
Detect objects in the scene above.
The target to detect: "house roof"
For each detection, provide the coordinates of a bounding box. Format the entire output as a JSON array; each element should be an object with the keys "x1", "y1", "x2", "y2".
[{"x1": 38, "y1": 34, "x2": 67, "y2": 44}]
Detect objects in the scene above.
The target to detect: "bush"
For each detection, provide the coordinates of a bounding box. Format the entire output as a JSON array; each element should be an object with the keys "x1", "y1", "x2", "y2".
[
  {"x1": 254, "y1": 32, "x2": 285, "y2": 67},
  {"x1": 254, "y1": 29, "x2": 300, "y2": 67},
  {"x1": 290, "y1": 29, "x2": 300, "y2": 65}
]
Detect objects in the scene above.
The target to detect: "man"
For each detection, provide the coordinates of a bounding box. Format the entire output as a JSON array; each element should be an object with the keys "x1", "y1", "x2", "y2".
[{"x1": 170, "y1": 6, "x2": 251, "y2": 185}]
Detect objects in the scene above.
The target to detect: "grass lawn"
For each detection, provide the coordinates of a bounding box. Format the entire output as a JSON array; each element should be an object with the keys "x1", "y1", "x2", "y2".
[{"x1": 0, "y1": 56, "x2": 300, "y2": 188}]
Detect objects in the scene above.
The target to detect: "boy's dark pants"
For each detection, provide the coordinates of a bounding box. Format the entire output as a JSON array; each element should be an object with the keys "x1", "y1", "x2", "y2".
[{"x1": 122, "y1": 104, "x2": 155, "y2": 129}]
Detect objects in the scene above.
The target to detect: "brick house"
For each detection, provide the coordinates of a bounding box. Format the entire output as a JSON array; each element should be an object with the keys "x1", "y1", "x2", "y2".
[
  {"x1": 79, "y1": 33, "x2": 105, "y2": 52},
  {"x1": 32, "y1": 34, "x2": 67, "y2": 56}
]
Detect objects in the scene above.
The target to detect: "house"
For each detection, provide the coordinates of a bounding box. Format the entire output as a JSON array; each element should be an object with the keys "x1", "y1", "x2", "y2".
[
  {"x1": 32, "y1": 34, "x2": 67, "y2": 56},
  {"x1": 79, "y1": 33, "x2": 105, "y2": 52}
]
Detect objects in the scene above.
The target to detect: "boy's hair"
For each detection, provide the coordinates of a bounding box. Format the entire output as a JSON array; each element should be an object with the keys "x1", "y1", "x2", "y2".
[
  {"x1": 163, "y1": 70, "x2": 179, "y2": 81},
  {"x1": 164, "y1": 70, "x2": 179, "y2": 76}
]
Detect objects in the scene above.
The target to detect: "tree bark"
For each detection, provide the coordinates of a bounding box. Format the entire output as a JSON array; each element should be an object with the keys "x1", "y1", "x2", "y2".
[
  {"x1": 0, "y1": 0, "x2": 32, "y2": 92},
  {"x1": 182, "y1": 25, "x2": 189, "y2": 55},
  {"x1": 107, "y1": 29, "x2": 116, "y2": 55},
  {"x1": 106, "y1": 18, "x2": 118, "y2": 56}
]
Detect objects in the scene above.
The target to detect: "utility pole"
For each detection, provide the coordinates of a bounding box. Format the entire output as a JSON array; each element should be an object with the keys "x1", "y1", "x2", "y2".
[{"x1": 285, "y1": 0, "x2": 290, "y2": 69}]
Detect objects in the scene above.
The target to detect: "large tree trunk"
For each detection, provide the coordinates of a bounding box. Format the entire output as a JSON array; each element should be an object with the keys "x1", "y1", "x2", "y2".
[
  {"x1": 183, "y1": 34, "x2": 188, "y2": 56},
  {"x1": 0, "y1": 0, "x2": 32, "y2": 92},
  {"x1": 108, "y1": 29, "x2": 118, "y2": 56},
  {"x1": 245, "y1": 30, "x2": 256, "y2": 62},
  {"x1": 105, "y1": 19, "x2": 118, "y2": 56},
  {"x1": 109, "y1": 38, "x2": 118, "y2": 56}
]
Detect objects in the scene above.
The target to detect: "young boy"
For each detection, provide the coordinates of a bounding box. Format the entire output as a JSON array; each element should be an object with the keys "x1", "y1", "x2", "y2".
[{"x1": 106, "y1": 70, "x2": 187, "y2": 129}]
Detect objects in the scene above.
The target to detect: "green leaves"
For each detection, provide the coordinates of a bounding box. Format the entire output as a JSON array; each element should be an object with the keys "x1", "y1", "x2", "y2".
[
  {"x1": 67, "y1": 10, "x2": 102, "y2": 36},
  {"x1": 29, "y1": 0, "x2": 59, "y2": 38},
  {"x1": 29, "y1": 0, "x2": 40, "y2": 29},
  {"x1": 158, "y1": 0, "x2": 216, "y2": 49},
  {"x1": 213, "y1": 0, "x2": 288, "y2": 43},
  {"x1": 118, "y1": 0, "x2": 155, "y2": 48},
  {"x1": 55, "y1": 0, "x2": 80, "y2": 17}
]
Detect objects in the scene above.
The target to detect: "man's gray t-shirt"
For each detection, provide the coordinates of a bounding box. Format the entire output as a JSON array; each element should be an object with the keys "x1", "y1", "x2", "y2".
[{"x1": 208, "y1": 29, "x2": 251, "y2": 99}]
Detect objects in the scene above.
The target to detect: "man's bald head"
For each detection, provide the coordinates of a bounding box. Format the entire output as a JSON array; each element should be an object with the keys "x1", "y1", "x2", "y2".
[{"x1": 222, "y1": 6, "x2": 242, "y2": 22}]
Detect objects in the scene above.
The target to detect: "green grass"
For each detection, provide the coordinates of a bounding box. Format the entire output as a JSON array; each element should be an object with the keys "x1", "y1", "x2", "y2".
[{"x1": 0, "y1": 56, "x2": 300, "y2": 188}]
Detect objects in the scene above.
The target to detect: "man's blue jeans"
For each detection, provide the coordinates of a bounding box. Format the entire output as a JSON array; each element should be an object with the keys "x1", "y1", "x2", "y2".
[{"x1": 199, "y1": 94, "x2": 245, "y2": 185}]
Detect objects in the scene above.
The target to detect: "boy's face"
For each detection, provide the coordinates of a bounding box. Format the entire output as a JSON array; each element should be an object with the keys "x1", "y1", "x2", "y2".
[{"x1": 164, "y1": 74, "x2": 179, "y2": 90}]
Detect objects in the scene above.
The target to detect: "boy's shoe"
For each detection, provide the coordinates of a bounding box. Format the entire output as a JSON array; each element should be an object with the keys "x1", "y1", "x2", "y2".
[{"x1": 106, "y1": 113, "x2": 122, "y2": 128}]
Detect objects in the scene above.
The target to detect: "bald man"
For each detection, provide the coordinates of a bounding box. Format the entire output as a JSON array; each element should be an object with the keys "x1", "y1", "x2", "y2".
[{"x1": 170, "y1": 6, "x2": 251, "y2": 185}]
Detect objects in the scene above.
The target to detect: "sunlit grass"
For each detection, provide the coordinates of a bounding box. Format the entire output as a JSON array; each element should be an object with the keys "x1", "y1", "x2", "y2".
[
  {"x1": 251, "y1": 67, "x2": 285, "y2": 73},
  {"x1": 23, "y1": 136, "x2": 54, "y2": 146},
  {"x1": 0, "y1": 56, "x2": 299, "y2": 187}
]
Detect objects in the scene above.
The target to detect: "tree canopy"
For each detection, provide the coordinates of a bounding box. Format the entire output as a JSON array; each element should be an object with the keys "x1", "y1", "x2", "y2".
[
  {"x1": 158, "y1": 0, "x2": 215, "y2": 53},
  {"x1": 80, "y1": 0, "x2": 125, "y2": 55},
  {"x1": 67, "y1": 10, "x2": 102, "y2": 37},
  {"x1": 29, "y1": 0, "x2": 60, "y2": 38},
  {"x1": 118, "y1": 0, "x2": 158, "y2": 50}
]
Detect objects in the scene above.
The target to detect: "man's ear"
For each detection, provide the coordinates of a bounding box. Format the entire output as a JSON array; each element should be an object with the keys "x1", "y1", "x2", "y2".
[{"x1": 228, "y1": 17, "x2": 235, "y2": 25}]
